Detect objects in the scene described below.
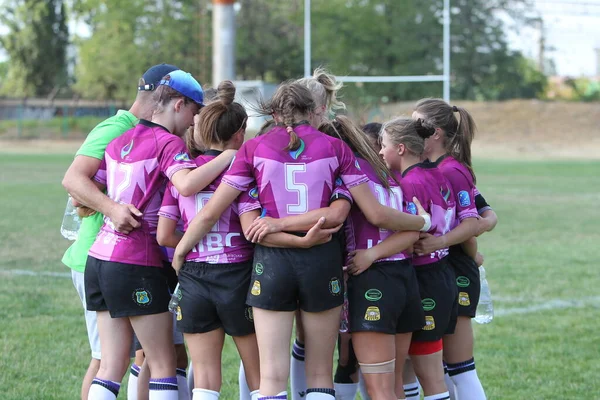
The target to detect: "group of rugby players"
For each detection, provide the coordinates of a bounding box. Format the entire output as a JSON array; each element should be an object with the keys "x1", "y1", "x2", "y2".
[{"x1": 61, "y1": 63, "x2": 497, "y2": 400}]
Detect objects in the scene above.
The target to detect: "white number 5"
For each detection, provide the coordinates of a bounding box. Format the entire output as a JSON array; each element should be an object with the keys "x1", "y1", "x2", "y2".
[{"x1": 285, "y1": 163, "x2": 308, "y2": 214}]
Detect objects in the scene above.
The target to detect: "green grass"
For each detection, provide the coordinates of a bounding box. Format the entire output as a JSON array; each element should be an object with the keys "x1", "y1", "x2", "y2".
[{"x1": 1, "y1": 153, "x2": 599, "y2": 399}]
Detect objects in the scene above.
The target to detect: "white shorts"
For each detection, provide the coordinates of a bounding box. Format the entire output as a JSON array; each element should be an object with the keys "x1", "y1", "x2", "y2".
[{"x1": 72, "y1": 269, "x2": 101, "y2": 360}]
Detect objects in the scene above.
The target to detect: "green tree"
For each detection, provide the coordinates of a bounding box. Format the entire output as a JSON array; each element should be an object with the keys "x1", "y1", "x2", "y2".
[{"x1": 0, "y1": 0, "x2": 69, "y2": 97}]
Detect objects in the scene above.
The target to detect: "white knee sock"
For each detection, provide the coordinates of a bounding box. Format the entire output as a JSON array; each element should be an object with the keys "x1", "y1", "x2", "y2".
[
  {"x1": 357, "y1": 371, "x2": 369, "y2": 400},
  {"x1": 290, "y1": 340, "x2": 307, "y2": 400},
  {"x1": 250, "y1": 390, "x2": 260, "y2": 400},
  {"x1": 447, "y1": 358, "x2": 486, "y2": 400},
  {"x1": 149, "y1": 377, "x2": 178, "y2": 400},
  {"x1": 333, "y1": 383, "x2": 357, "y2": 400},
  {"x1": 177, "y1": 368, "x2": 190, "y2": 400},
  {"x1": 128, "y1": 364, "x2": 141, "y2": 400},
  {"x1": 403, "y1": 380, "x2": 420, "y2": 399},
  {"x1": 423, "y1": 392, "x2": 450, "y2": 400},
  {"x1": 305, "y1": 388, "x2": 335, "y2": 399},
  {"x1": 89, "y1": 378, "x2": 120, "y2": 400},
  {"x1": 239, "y1": 361, "x2": 252, "y2": 400},
  {"x1": 443, "y1": 363, "x2": 457, "y2": 400},
  {"x1": 192, "y1": 388, "x2": 220, "y2": 400}
]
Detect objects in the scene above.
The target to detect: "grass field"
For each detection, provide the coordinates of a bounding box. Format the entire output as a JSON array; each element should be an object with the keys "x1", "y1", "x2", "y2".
[{"x1": 1, "y1": 153, "x2": 599, "y2": 399}]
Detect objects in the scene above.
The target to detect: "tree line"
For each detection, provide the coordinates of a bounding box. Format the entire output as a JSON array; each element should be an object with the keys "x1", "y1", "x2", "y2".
[{"x1": 0, "y1": 0, "x2": 547, "y2": 102}]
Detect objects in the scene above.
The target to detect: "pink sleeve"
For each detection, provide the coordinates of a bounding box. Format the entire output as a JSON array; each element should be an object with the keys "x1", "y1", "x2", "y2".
[
  {"x1": 93, "y1": 157, "x2": 107, "y2": 185},
  {"x1": 159, "y1": 136, "x2": 197, "y2": 179},
  {"x1": 446, "y1": 168, "x2": 479, "y2": 222},
  {"x1": 330, "y1": 177, "x2": 353, "y2": 204},
  {"x1": 237, "y1": 186, "x2": 262, "y2": 215},
  {"x1": 222, "y1": 141, "x2": 256, "y2": 192},
  {"x1": 335, "y1": 141, "x2": 369, "y2": 188},
  {"x1": 158, "y1": 183, "x2": 181, "y2": 221}
]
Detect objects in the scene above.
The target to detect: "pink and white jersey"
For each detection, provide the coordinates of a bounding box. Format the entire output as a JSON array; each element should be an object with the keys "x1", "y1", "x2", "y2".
[
  {"x1": 433, "y1": 155, "x2": 479, "y2": 227},
  {"x1": 89, "y1": 120, "x2": 197, "y2": 267},
  {"x1": 343, "y1": 157, "x2": 411, "y2": 263},
  {"x1": 158, "y1": 150, "x2": 260, "y2": 264},
  {"x1": 222, "y1": 124, "x2": 368, "y2": 220},
  {"x1": 400, "y1": 163, "x2": 457, "y2": 265}
]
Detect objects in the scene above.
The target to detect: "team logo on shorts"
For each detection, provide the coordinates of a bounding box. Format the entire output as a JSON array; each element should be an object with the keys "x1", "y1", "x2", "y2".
[
  {"x1": 249, "y1": 187, "x2": 259, "y2": 199},
  {"x1": 423, "y1": 316, "x2": 436, "y2": 331},
  {"x1": 245, "y1": 307, "x2": 254, "y2": 321},
  {"x1": 364, "y1": 306, "x2": 381, "y2": 321},
  {"x1": 121, "y1": 139, "x2": 134, "y2": 159},
  {"x1": 251, "y1": 280, "x2": 261, "y2": 296},
  {"x1": 254, "y1": 263, "x2": 264, "y2": 275},
  {"x1": 132, "y1": 289, "x2": 152, "y2": 306},
  {"x1": 364, "y1": 289, "x2": 383, "y2": 302},
  {"x1": 289, "y1": 139, "x2": 306, "y2": 160},
  {"x1": 458, "y1": 191, "x2": 471, "y2": 207},
  {"x1": 176, "y1": 306, "x2": 182, "y2": 321},
  {"x1": 406, "y1": 202, "x2": 417, "y2": 215},
  {"x1": 329, "y1": 278, "x2": 341, "y2": 295},
  {"x1": 458, "y1": 292, "x2": 471, "y2": 306},
  {"x1": 174, "y1": 152, "x2": 192, "y2": 162},
  {"x1": 422, "y1": 298, "x2": 436, "y2": 311},
  {"x1": 456, "y1": 276, "x2": 470, "y2": 288}
]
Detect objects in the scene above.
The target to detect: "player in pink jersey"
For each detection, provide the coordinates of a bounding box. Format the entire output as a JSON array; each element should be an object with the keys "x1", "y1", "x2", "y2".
[
  {"x1": 84, "y1": 71, "x2": 238, "y2": 400},
  {"x1": 360, "y1": 117, "x2": 459, "y2": 400},
  {"x1": 411, "y1": 99, "x2": 497, "y2": 400},
  {"x1": 172, "y1": 82, "x2": 430, "y2": 400}
]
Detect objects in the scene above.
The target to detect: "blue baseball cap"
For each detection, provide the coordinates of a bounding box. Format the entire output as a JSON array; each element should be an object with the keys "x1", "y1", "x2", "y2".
[
  {"x1": 138, "y1": 63, "x2": 179, "y2": 91},
  {"x1": 158, "y1": 70, "x2": 204, "y2": 107}
]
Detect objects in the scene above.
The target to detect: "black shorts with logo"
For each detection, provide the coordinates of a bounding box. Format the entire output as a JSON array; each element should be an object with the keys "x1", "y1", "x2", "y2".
[
  {"x1": 348, "y1": 260, "x2": 425, "y2": 335},
  {"x1": 247, "y1": 239, "x2": 344, "y2": 313},
  {"x1": 412, "y1": 257, "x2": 458, "y2": 342},
  {"x1": 448, "y1": 245, "x2": 480, "y2": 318},
  {"x1": 84, "y1": 256, "x2": 171, "y2": 318},
  {"x1": 177, "y1": 261, "x2": 255, "y2": 336}
]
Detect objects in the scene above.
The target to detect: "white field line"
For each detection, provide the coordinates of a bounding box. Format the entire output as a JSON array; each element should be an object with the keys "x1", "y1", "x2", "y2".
[{"x1": 3, "y1": 269, "x2": 600, "y2": 317}]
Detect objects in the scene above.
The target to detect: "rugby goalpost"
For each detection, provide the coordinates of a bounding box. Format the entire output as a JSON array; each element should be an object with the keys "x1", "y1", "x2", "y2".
[{"x1": 303, "y1": 0, "x2": 451, "y2": 102}]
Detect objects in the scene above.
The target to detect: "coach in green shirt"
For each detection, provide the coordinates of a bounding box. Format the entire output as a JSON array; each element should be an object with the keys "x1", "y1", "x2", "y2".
[{"x1": 61, "y1": 64, "x2": 178, "y2": 400}]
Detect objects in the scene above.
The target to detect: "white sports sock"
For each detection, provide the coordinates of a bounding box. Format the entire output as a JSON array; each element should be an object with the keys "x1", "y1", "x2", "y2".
[
  {"x1": 357, "y1": 371, "x2": 369, "y2": 400},
  {"x1": 305, "y1": 389, "x2": 335, "y2": 399},
  {"x1": 444, "y1": 371, "x2": 457, "y2": 400},
  {"x1": 128, "y1": 364, "x2": 140, "y2": 400},
  {"x1": 258, "y1": 391, "x2": 287, "y2": 399},
  {"x1": 403, "y1": 380, "x2": 420, "y2": 399},
  {"x1": 89, "y1": 378, "x2": 120, "y2": 400},
  {"x1": 188, "y1": 363, "x2": 195, "y2": 395},
  {"x1": 423, "y1": 392, "x2": 450, "y2": 400},
  {"x1": 177, "y1": 369, "x2": 190, "y2": 400},
  {"x1": 239, "y1": 361, "x2": 252, "y2": 400},
  {"x1": 192, "y1": 388, "x2": 220, "y2": 400},
  {"x1": 291, "y1": 340, "x2": 307, "y2": 400},
  {"x1": 250, "y1": 390, "x2": 260, "y2": 400},
  {"x1": 149, "y1": 377, "x2": 178, "y2": 400},
  {"x1": 333, "y1": 383, "x2": 357, "y2": 400},
  {"x1": 450, "y1": 369, "x2": 486, "y2": 400}
]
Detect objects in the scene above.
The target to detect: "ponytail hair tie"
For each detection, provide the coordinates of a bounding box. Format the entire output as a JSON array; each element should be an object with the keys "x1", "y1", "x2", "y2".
[
  {"x1": 415, "y1": 119, "x2": 435, "y2": 139},
  {"x1": 452, "y1": 105, "x2": 459, "y2": 112},
  {"x1": 286, "y1": 126, "x2": 294, "y2": 134}
]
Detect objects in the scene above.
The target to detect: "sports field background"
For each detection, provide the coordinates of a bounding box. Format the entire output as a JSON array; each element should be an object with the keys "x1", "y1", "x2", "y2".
[{"x1": 1, "y1": 148, "x2": 599, "y2": 399}]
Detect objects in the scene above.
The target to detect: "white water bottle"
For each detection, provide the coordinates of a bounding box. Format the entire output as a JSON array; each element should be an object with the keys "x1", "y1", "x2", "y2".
[
  {"x1": 168, "y1": 283, "x2": 182, "y2": 314},
  {"x1": 60, "y1": 196, "x2": 82, "y2": 241},
  {"x1": 474, "y1": 266, "x2": 494, "y2": 324}
]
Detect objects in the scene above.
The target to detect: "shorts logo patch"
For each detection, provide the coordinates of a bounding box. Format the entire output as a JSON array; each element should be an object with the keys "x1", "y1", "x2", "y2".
[
  {"x1": 456, "y1": 276, "x2": 470, "y2": 287},
  {"x1": 329, "y1": 278, "x2": 341, "y2": 295},
  {"x1": 133, "y1": 289, "x2": 152, "y2": 306},
  {"x1": 254, "y1": 263, "x2": 264, "y2": 275},
  {"x1": 423, "y1": 315, "x2": 436, "y2": 330},
  {"x1": 364, "y1": 306, "x2": 381, "y2": 321},
  {"x1": 251, "y1": 280, "x2": 261, "y2": 296},
  {"x1": 364, "y1": 288, "x2": 383, "y2": 302},
  {"x1": 422, "y1": 298, "x2": 436, "y2": 311},
  {"x1": 289, "y1": 139, "x2": 306, "y2": 160},
  {"x1": 176, "y1": 306, "x2": 182, "y2": 321},
  {"x1": 245, "y1": 307, "x2": 254, "y2": 321},
  {"x1": 458, "y1": 190, "x2": 471, "y2": 207},
  {"x1": 174, "y1": 152, "x2": 192, "y2": 162},
  {"x1": 458, "y1": 292, "x2": 471, "y2": 306},
  {"x1": 406, "y1": 202, "x2": 417, "y2": 215}
]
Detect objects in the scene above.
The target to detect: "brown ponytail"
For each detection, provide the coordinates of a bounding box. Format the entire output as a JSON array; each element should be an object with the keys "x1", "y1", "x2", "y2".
[
  {"x1": 414, "y1": 98, "x2": 477, "y2": 183},
  {"x1": 297, "y1": 67, "x2": 345, "y2": 117},
  {"x1": 319, "y1": 116, "x2": 394, "y2": 190},
  {"x1": 253, "y1": 81, "x2": 316, "y2": 151},
  {"x1": 196, "y1": 80, "x2": 247, "y2": 148}
]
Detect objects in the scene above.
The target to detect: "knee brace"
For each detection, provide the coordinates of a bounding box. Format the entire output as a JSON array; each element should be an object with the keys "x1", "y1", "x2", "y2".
[{"x1": 358, "y1": 359, "x2": 395, "y2": 374}]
